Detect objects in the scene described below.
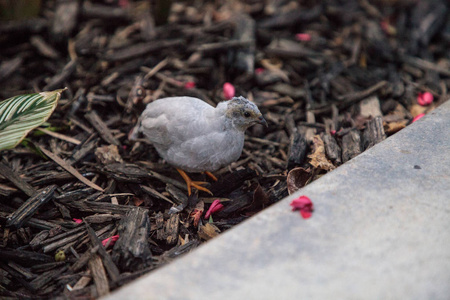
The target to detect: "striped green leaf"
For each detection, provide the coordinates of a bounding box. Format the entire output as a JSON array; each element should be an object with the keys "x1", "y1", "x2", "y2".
[{"x1": 0, "y1": 88, "x2": 66, "y2": 151}]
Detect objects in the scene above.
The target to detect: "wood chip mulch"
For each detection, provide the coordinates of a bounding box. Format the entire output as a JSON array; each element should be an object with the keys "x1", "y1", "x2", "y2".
[{"x1": 0, "y1": 0, "x2": 449, "y2": 298}]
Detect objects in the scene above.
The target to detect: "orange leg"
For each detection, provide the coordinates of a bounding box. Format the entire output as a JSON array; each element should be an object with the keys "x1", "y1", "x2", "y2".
[
  {"x1": 204, "y1": 171, "x2": 218, "y2": 181},
  {"x1": 177, "y1": 169, "x2": 213, "y2": 195}
]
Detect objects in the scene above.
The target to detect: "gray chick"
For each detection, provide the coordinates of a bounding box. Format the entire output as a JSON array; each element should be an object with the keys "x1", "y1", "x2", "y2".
[{"x1": 131, "y1": 96, "x2": 267, "y2": 195}]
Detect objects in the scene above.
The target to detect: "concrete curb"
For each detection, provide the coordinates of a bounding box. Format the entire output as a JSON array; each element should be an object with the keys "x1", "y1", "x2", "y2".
[{"x1": 105, "y1": 100, "x2": 450, "y2": 300}]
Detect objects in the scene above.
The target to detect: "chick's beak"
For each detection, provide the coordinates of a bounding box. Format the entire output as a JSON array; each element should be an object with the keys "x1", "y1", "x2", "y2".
[{"x1": 257, "y1": 115, "x2": 268, "y2": 127}]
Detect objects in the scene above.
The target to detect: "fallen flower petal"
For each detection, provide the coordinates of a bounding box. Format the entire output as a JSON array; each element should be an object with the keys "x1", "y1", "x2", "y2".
[
  {"x1": 184, "y1": 81, "x2": 196, "y2": 89},
  {"x1": 190, "y1": 209, "x2": 203, "y2": 227},
  {"x1": 295, "y1": 33, "x2": 311, "y2": 41},
  {"x1": 417, "y1": 92, "x2": 433, "y2": 106},
  {"x1": 205, "y1": 199, "x2": 224, "y2": 219},
  {"x1": 255, "y1": 68, "x2": 265, "y2": 74},
  {"x1": 118, "y1": 0, "x2": 129, "y2": 8},
  {"x1": 290, "y1": 195, "x2": 314, "y2": 219},
  {"x1": 380, "y1": 20, "x2": 396, "y2": 36},
  {"x1": 223, "y1": 82, "x2": 235, "y2": 100},
  {"x1": 412, "y1": 113, "x2": 425, "y2": 123},
  {"x1": 308, "y1": 135, "x2": 335, "y2": 172},
  {"x1": 72, "y1": 218, "x2": 82, "y2": 224},
  {"x1": 102, "y1": 235, "x2": 119, "y2": 247}
]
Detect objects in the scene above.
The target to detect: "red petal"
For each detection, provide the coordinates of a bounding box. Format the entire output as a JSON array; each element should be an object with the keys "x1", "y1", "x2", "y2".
[
  {"x1": 72, "y1": 218, "x2": 82, "y2": 224},
  {"x1": 295, "y1": 33, "x2": 311, "y2": 41},
  {"x1": 300, "y1": 210, "x2": 313, "y2": 219},
  {"x1": 205, "y1": 199, "x2": 224, "y2": 219},
  {"x1": 255, "y1": 68, "x2": 265, "y2": 74},
  {"x1": 412, "y1": 113, "x2": 425, "y2": 123},
  {"x1": 102, "y1": 235, "x2": 119, "y2": 247},
  {"x1": 290, "y1": 195, "x2": 312, "y2": 209},
  {"x1": 184, "y1": 81, "x2": 196, "y2": 89},
  {"x1": 417, "y1": 92, "x2": 433, "y2": 106},
  {"x1": 190, "y1": 209, "x2": 203, "y2": 227},
  {"x1": 118, "y1": 0, "x2": 129, "y2": 8},
  {"x1": 223, "y1": 82, "x2": 235, "y2": 100},
  {"x1": 290, "y1": 195, "x2": 314, "y2": 219}
]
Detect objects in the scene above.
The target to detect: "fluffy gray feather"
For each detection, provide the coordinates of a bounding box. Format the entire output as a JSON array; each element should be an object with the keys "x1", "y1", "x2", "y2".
[{"x1": 132, "y1": 96, "x2": 266, "y2": 172}]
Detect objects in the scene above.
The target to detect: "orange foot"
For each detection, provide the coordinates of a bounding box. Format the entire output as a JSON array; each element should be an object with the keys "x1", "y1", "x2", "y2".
[
  {"x1": 177, "y1": 169, "x2": 213, "y2": 196},
  {"x1": 204, "y1": 171, "x2": 218, "y2": 181}
]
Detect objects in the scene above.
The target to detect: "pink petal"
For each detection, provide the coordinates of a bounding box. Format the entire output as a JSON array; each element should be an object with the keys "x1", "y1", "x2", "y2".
[
  {"x1": 184, "y1": 81, "x2": 196, "y2": 89},
  {"x1": 255, "y1": 68, "x2": 265, "y2": 74},
  {"x1": 380, "y1": 19, "x2": 396, "y2": 36},
  {"x1": 412, "y1": 113, "x2": 425, "y2": 123},
  {"x1": 72, "y1": 218, "x2": 82, "y2": 224},
  {"x1": 118, "y1": 0, "x2": 129, "y2": 8},
  {"x1": 330, "y1": 130, "x2": 336, "y2": 136},
  {"x1": 223, "y1": 82, "x2": 235, "y2": 100},
  {"x1": 290, "y1": 195, "x2": 314, "y2": 219},
  {"x1": 300, "y1": 210, "x2": 313, "y2": 219},
  {"x1": 190, "y1": 209, "x2": 203, "y2": 227},
  {"x1": 295, "y1": 33, "x2": 311, "y2": 41},
  {"x1": 290, "y1": 195, "x2": 312, "y2": 208},
  {"x1": 380, "y1": 20, "x2": 392, "y2": 34},
  {"x1": 417, "y1": 92, "x2": 433, "y2": 106},
  {"x1": 102, "y1": 235, "x2": 119, "y2": 247},
  {"x1": 205, "y1": 199, "x2": 224, "y2": 219}
]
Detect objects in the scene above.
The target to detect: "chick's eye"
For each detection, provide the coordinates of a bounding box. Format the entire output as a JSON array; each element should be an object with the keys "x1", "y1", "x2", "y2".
[{"x1": 244, "y1": 111, "x2": 251, "y2": 118}]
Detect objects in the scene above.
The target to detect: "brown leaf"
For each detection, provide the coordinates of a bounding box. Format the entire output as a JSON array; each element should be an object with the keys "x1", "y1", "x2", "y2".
[
  {"x1": 410, "y1": 104, "x2": 427, "y2": 117},
  {"x1": 287, "y1": 167, "x2": 312, "y2": 195},
  {"x1": 198, "y1": 223, "x2": 220, "y2": 241},
  {"x1": 239, "y1": 183, "x2": 270, "y2": 213},
  {"x1": 308, "y1": 135, "x2": 336, "y2": 171},
  {"x1": 252, "y1": 184, "x2": 270, "y2": 208},
  {"x1": 391, "y1": 103, "x2": 410, "y2": 119},
  {"x1": 384, "y1": 120, "x2": 407, "y2": 134},
  {"x1": 95, "y1": 145, "x2": 123, "y2": 164}
]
